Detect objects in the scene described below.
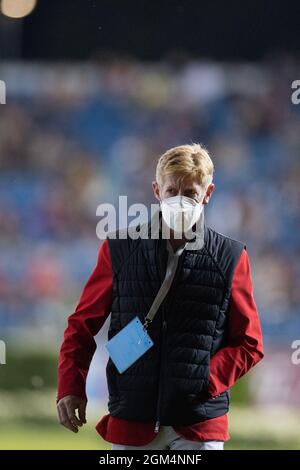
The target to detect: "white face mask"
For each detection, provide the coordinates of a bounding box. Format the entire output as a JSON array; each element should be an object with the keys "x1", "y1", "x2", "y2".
[{"x1": 160, "y1": 195, "x2": 204, "y2": 234}]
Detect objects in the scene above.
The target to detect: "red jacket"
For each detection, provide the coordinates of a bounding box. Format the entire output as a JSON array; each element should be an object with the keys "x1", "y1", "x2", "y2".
[{"x1": 57, "y1": 240, "x2": 264, "y2": 445}]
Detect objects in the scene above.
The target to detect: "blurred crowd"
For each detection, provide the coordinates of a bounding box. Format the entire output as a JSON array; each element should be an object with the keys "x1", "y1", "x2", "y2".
[{"x1": 0, "y1": 57, "x2": 300, "y2": 346}]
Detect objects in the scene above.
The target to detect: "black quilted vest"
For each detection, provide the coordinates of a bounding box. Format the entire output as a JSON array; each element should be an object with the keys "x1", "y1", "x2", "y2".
[{"x1": 105, "y1": 218, "x2": 245, "y2": 426}]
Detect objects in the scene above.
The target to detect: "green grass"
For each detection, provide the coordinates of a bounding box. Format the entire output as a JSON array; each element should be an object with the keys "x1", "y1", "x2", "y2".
[
  {"x1": 0, "y1": 420, "x2": 111, "y2": 450},
  {"x1": 0, "y1": 390, "x2": 299, "y2": 450},
  {"x1": 0, "y1": 418, "x2": 299, "y2": 450}
]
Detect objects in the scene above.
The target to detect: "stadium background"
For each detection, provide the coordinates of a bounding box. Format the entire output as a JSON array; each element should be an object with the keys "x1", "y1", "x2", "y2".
[{"x1": 0, "y1": 0, "x2": 300, "y2": 449}]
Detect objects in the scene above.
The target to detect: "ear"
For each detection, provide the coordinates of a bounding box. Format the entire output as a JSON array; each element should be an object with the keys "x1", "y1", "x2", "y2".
[
  {"x1": 152, "y1": 181, "x2": 161, "y2": 202},
  {"x1": 203, "y1": 183, "x2": 215, "y2": 204}
]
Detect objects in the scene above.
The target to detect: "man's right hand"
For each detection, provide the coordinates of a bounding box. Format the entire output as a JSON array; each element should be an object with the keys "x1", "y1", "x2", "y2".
[{"x1": 57, "y1": 395, "x2": 87, "y2": 433}]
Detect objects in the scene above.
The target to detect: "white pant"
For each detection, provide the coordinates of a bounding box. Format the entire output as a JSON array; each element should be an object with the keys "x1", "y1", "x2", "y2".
[{"x1": 111, "y1": 425, "x2": 224, "y2": 450}]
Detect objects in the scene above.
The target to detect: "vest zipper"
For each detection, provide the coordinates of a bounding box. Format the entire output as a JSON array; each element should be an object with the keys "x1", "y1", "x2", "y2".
[
  {"x1": 154, "y1": 239, "x2": 183, "y2": 434},
  {"x1": 154, "y1": 311, "x2": 168, "y2": 434},
  {"x1": 154, "y1": 251, "x2": 185, "y2": 433}
]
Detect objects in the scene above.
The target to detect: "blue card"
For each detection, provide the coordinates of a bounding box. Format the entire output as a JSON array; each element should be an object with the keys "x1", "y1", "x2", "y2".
[{"x1": 105, "y1": 316, "x2": 154, "y2": 374}]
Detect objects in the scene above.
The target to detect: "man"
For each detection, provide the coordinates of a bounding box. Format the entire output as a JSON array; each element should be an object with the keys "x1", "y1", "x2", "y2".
[{"x1": 57, "y1": 143, "x2": 264, "y2": 450}]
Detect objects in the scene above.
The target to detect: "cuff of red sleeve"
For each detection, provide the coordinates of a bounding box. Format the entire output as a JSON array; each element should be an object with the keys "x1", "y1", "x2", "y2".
[{"x1": 56, "y1": 389, "x2": 87, "y2": 403}]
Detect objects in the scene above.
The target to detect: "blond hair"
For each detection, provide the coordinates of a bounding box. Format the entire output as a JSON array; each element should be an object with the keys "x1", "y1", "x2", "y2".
[{"x1": 156, "y1": 143, "x2": 214, "y2": 188}]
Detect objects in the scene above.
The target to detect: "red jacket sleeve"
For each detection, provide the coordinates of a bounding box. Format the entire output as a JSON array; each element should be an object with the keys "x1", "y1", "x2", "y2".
[
  {"x1": 57, "y1": 239, "x2": 113, "y2": 402},
  {"x1": 208, "y1": 248, "x2": 264, "y2": 397}
]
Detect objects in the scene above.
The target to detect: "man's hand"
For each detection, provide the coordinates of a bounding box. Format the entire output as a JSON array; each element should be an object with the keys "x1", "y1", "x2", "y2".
[{"x1": 57, "y1": 395, "x2": 87, "y2": 433}]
